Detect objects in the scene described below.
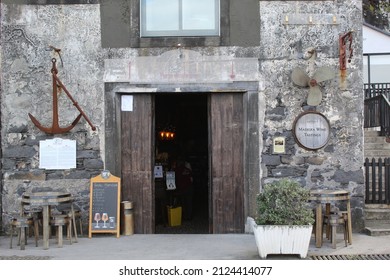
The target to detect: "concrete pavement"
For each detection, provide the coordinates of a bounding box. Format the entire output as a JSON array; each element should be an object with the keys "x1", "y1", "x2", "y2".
[{"x1": 0, "y1": 232, "x2": 390, "y2": 260}]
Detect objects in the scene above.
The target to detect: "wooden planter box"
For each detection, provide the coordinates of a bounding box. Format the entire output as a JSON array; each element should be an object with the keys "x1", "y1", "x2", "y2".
[{"x1": 249, "y1": 218, "x2": 312, "y2": 259}]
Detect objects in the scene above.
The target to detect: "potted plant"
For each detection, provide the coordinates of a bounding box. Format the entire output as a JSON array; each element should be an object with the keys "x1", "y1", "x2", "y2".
[{"x1": 248, "y1": 178, "x2": 314, "y2": 259}]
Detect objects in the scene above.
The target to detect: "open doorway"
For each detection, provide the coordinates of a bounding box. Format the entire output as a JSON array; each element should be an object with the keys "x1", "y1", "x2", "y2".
[
  {"x1": 154, "y1": 93, "x2": 209, "y2": 233},
  {"x1": 119, "y1": 91, "x2": 246, "y2": 233}
]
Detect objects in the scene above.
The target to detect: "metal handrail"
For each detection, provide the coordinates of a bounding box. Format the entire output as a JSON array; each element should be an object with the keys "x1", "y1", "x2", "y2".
[{"x1": 364, "y1": 83, "x2": 390, "y2": 100}]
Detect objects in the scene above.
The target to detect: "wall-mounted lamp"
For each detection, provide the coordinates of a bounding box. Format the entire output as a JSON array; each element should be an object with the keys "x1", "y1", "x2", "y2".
[{"x1": 159, "y1": 126, "x2": 176, "y2": 141}]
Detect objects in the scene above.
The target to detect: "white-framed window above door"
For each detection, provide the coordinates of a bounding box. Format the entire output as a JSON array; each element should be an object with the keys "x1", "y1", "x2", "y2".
[{"x1": 140, "y1": 0, "x2": 220, "y2": 37}]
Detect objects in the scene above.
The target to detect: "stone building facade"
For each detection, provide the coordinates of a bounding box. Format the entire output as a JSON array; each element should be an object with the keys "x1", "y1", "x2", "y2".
[{"x1": 0, "y1": 0, "x2": 364, "y2": 234}]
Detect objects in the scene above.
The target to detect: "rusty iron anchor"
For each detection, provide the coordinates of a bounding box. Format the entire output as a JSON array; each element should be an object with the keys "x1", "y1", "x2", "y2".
[{"x1": 29, "y1": 58, "x2": 96, "y2": 134}]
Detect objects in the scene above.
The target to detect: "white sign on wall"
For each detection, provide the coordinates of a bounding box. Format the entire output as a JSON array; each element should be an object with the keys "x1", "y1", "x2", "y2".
[
  {"x1": 104, "y1": 49, "x2": 259, "y2": 83},
  {"x1": 293, "y1": 111, "x2": 331, "y2": 151},
  {"x1": 39, "y1": 138, "x2": 76, "y2": 170}
]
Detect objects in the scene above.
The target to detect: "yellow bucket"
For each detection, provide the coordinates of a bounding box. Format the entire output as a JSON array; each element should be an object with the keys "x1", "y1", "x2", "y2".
[{"x1": 167, "y1": 206, "x2": 182, "y2": 227}]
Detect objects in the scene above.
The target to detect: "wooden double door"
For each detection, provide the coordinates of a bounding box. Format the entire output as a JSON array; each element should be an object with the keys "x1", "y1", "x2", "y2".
[{"x1": 121, "y1": 93, "x2": 245, "y2": 233}]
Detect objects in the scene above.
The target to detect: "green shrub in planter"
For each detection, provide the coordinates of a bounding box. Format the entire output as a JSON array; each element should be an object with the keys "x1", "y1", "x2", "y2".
[{"x1": 256, "y1": 179, "x2": 314, "y2": 226}]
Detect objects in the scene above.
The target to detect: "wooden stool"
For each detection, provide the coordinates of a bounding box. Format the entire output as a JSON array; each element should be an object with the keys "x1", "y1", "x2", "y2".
[
  {"x1": 61, "y1": 208, "x2": 82, "y2": 238},
  {"x1": 10, "y1": 216, "x2": 38, "y2": 250},
  {"x1": 50, "y1": 215, "x2": 72, "y2": 248},
  {"x1": 72, "y1": 209, "x2": 83, "y2": 237},
  {"x1": 338, "y1": 211, "x2": 350, "y2": 244},
  {"x1": 56, "y1": 204, "x2": 80, "y2": 241},
  {"x1": 327, "y1": 213, "x2": 349, "y2": 249},
  {"x1": 24, "y1": 207, "x2": 43, "y2": 239}
]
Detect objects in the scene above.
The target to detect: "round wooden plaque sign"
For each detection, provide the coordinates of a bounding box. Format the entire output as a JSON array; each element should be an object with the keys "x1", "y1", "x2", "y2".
[{"x1": 293, "y1": 111, "x2": 330, "y2": 150}]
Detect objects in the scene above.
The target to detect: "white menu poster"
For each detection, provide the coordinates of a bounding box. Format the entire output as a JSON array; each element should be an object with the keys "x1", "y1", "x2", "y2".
[{"x1": 39, "y1": 138, "x2": 76, "y2": 169}]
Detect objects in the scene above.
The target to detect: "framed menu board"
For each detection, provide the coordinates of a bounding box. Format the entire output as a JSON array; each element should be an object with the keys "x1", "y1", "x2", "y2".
[{"x1": 89, "y1": 171, "x2": 121, "y2": 238}]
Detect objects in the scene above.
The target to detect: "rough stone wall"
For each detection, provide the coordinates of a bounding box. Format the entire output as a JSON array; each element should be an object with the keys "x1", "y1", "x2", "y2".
[
  {"x1": 1, "y1": 4, "x2": 104, "y2": 230},
  {"x1": 259, "y1": 1, "x2": 364, "y2": 231},
  {"x1": 1, "y1": 1, "x2": 365, "y2": 232}
]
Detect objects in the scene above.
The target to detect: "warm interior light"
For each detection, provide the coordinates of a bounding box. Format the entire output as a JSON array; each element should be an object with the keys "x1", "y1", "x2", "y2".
[{"x1": 158, "y1": 126, "x2": 175, "y2": 141}]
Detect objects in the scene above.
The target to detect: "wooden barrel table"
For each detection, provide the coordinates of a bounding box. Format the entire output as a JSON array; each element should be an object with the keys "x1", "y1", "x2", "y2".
[
  {"x1": 22, "y1": 192, "x2": 75, "y2": 250},
  {"x1": 309, "y1": 189, "x2": 352, "y2": 248}
]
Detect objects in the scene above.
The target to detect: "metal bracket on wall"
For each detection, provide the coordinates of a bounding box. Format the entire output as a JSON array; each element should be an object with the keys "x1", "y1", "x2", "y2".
[
  {"x1": 339, "y1": 31, "x2": 354, "y2": 70},
  {"x1": 28, "y1": 58, "x2": 96, "y2": 134},
  {"x1": 339, "y1": 31, "x2": 354, "y2": 89}
]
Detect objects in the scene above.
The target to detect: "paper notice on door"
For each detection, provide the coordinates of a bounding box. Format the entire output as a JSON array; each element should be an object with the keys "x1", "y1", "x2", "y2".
[
  {"x1": 121, "y1": 95, "x2": 133, "y2": 111},
  {"x1": 154, "y1": 165, "x2": 163, "y2": 178},
  {"x1": 166, "y1": 171, "x2": 176, "y2": 190}
]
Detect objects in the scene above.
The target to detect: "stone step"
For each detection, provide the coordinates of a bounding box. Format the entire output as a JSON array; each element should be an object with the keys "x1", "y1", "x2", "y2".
[
  {"x1": 364, "y1": 130, "x2": 386, "y2": 136},
  {"x1": 364, "y1": 206, "x2": 390, "y2": 236},
  {"x1": 365, "y1": 208, "x2": 390, "y2": 220},
  {"x1": 364, "y1": 143, "x2": 390, "y2": 150},
  {"x1": 364, "y1": 154, "x2": 390, "y2": 159},
  {"x1": 364, "y1": 149, "x2": 390, "y2": 155},
  {"x1": 364, "y1": 141, "x2": 388, "y2": 147},
  {"x1": 364, "y1": 137, "x2": 382, "y2": 142},
  {"x1": 364, "y1": 136, "x2": 389, "y2": 143},
  {"x1": 364, "y1": 128, "x2": 389, "y2": 155},
  {"x1": 364, "y1": 204, "x2": 390, "y2": 208},
  {"x1": 364, "y1": 129, "x2": 381, "y2": 135},
  {"x1": 363, "y1": 227, "x2": 390, "y2": 236},
  {"x1": 364, "y1": 151, "x2": 390, "y2": 157},
  {"x1": 365, "y1": 219, "x2": 390, "y2": 227},
  {"x1": 364, "y1": 204, "x2": 390, "y2": 232},
  {"x1": 364, "y1": 128, "x2": 390, "y2": 160}
]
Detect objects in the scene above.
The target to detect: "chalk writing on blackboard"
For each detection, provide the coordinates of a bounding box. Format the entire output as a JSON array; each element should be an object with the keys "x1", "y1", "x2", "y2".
[
  {"x1": 89, "y1": 173, "x2": 121, "y2": 238},
  {"x1": 91, "y1": 183, "x2": 118, "y2": 229}
]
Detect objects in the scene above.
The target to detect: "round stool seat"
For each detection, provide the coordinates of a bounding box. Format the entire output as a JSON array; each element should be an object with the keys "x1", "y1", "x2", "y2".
[{"x1": 11, "y1": 216, "x2": 33, "y2": 227}]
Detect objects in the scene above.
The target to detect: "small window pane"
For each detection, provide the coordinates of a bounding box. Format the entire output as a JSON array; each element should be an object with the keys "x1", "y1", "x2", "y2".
[
  {"x1": 143, "y1": 0, "x2": 179, "y2": 32},
  {"x1": 182, "y1": 0, "x2": 216, "y2": 30},
  {"x1": 141, "y1": 0, "x2": 219, "y2": 37}
]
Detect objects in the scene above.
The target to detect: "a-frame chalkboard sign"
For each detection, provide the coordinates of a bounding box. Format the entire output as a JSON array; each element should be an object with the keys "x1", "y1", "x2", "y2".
[{"x1": 89, "y1": 171, "x2": 121, "y2": 238}]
